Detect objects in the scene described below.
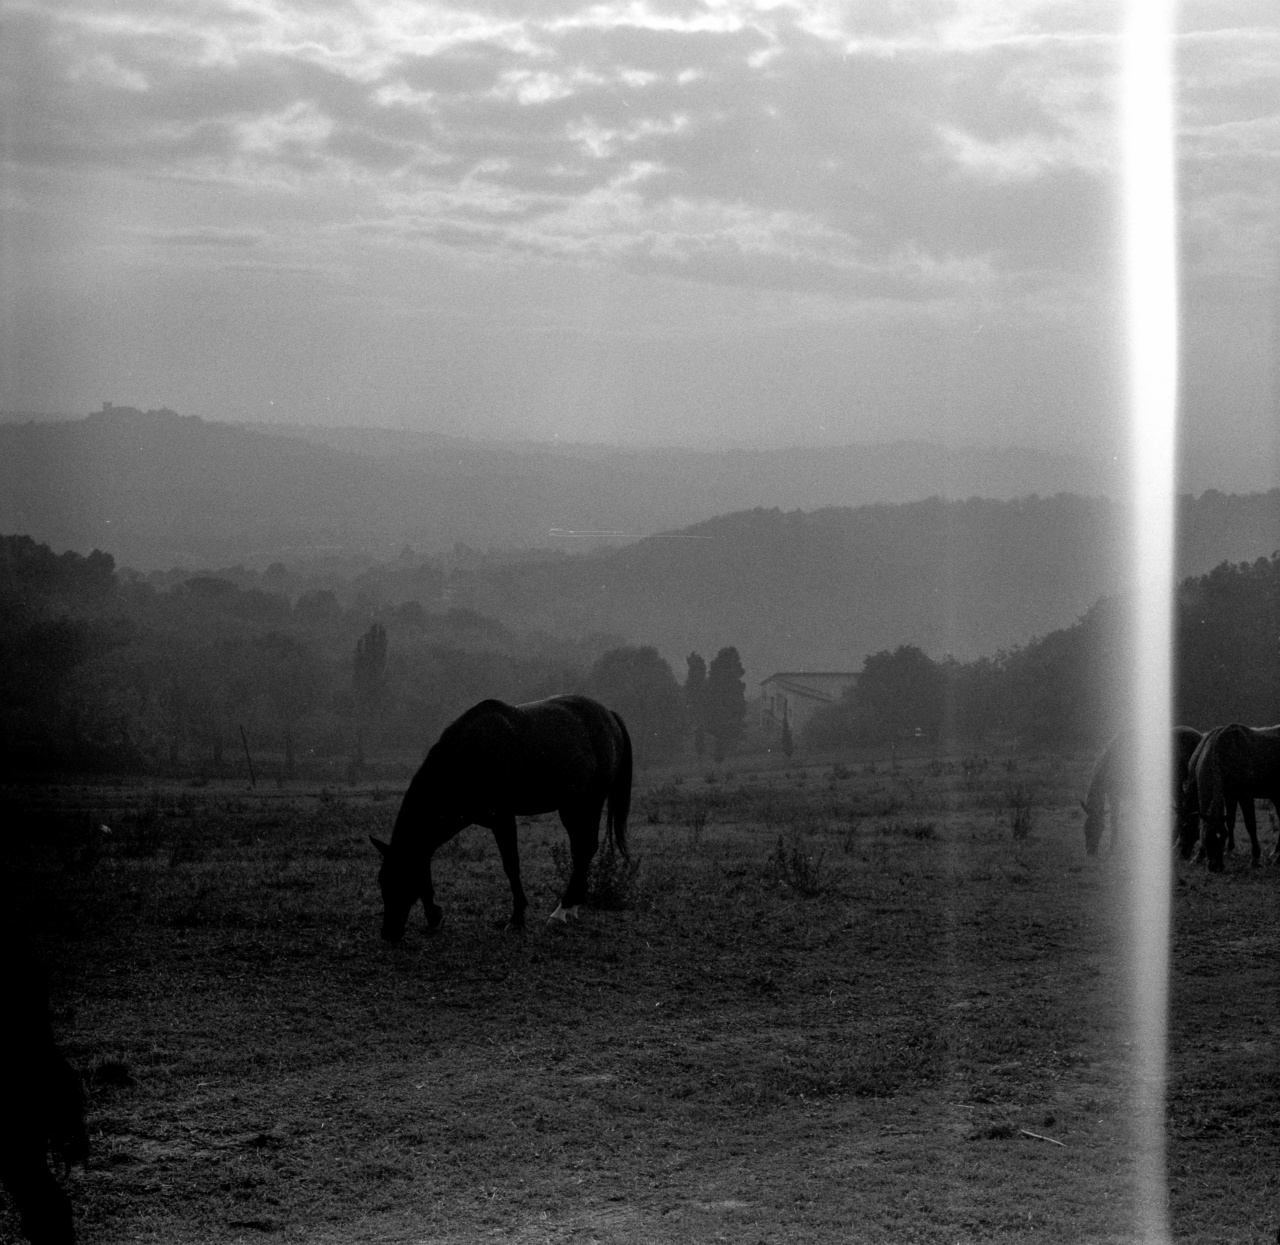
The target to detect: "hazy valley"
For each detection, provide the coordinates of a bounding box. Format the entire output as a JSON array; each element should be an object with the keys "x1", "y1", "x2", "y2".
[{"x1": 3, "y1": 407, "x2": 1279, "y2": 683}]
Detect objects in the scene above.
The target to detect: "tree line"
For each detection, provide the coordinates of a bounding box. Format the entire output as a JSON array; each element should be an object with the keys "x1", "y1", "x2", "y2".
[
  {"x1": 2, "y1": 531, "x2": 1275, "y2": 773},
  {"x1": 802, "y1": 552, "x2": 1280, "y2": 750},
  {"x1": 0, "y1": 534, "x2": 748, "y2": 775}
]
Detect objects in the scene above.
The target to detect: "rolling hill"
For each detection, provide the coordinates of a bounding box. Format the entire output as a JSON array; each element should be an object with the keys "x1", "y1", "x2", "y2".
[
  {"x1": 1, "y1": 405, "x2": 1121, "y2": 568},
  {"x1": 444, "y1": 493, "x2": 1280, "y2": 681}
]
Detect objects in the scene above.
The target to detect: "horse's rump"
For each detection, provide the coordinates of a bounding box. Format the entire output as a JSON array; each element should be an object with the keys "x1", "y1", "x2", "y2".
[{"x1": 1193, "y1": 723, "x2": 1280, "y2": 808}]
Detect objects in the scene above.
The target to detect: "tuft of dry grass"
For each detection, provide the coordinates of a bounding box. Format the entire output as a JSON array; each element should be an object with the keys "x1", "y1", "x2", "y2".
[
  {"x1": 1007, "y1": 783, "x2": 1035, "y2": 841},
  {"x1": 768, "y1": 828, "x2": 828, "y2": 896}
]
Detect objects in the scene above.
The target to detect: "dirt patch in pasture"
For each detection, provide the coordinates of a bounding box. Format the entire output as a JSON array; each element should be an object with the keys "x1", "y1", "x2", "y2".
[{"x1": 2, "y1": 759, "x2": 1279, "y2": 1242}]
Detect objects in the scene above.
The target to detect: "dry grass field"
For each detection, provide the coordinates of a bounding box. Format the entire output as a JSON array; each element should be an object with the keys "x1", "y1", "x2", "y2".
[{"x1": 3, "y1": 751, "x2": 1279, "y2": 1244}]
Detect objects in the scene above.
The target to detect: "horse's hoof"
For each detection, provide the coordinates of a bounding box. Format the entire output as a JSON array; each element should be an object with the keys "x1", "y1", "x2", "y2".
[{"x1": 547, "y1": 904, "x2": 582, "y2": 924}]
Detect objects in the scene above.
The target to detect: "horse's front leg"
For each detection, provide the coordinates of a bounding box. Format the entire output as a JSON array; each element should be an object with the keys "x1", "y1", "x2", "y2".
[
  {"x1": 490, "y1": 816, "x2": 528, "y2": 930},
  {"x1": 421, "y1": 817, "x2": 469, "y2": 931},
  {"x1": 422, "y1": 855, "x2": 444, "y2": 931}
]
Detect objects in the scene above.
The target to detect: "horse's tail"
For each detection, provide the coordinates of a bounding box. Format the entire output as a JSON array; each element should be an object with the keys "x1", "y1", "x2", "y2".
[{"x1": 607, "y1": 711, "x2": 632, "y2": 860}]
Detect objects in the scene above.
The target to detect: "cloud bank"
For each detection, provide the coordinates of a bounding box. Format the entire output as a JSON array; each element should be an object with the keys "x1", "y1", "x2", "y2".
[{"x1": 1, "y1": 0, "x2": 1275, "y2": 475}]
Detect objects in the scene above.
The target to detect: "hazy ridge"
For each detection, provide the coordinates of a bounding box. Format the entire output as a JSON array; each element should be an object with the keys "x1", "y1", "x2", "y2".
[
  {"x1": 3, "y1": 407, "x2": 1278, "y2": 682},
  {"x1": 446, "y1": 494, "x2": 1280, "y2": 680},
  {"x1": 1, "y1": 407, "x2": 1121, "y2": 568}
]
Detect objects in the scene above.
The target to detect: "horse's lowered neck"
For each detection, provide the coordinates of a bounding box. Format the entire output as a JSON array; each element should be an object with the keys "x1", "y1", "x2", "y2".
[
  {"x1": 392, "y1": 792, "x2": 465, "y2": 858},
  {"x1": 1084, "y1": 766, "x2": 1109, "y2": 819}
]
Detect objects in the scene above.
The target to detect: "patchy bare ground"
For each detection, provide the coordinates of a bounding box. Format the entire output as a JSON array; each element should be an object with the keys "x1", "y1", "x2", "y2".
[{"x1": 2, "y1": 752, "x2": 1278, "y2": 1243}]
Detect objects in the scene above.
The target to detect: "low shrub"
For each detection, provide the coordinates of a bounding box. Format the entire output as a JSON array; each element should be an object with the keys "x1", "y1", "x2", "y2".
[
  {"x1": 1007, "y1": 784, "x2": 1034, "y2": 841},
  {"x1": 549, "y1": 835, "x2": 640, "y2": 910},
  {"x1": 769, "y1": 830, "x2": 827, "y2": 897}
]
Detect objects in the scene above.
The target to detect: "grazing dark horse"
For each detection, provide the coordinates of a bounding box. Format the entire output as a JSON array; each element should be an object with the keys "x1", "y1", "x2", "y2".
[
  {"x1": 1179, "y1": 727, "x2": 1242, "y2": 863},
  {"x1": 1184, "y1": 723, "x2": 1280, "y2": 871},
  {"x1": 1, "y1": 955, "x2": 88, "y2": 1245},
  {"x1": 371, "y1": 695, "x2": 632, "y2": 939},
  {"x1": 1080, "y1": 725, "x2": 1203, "y2": 856}
]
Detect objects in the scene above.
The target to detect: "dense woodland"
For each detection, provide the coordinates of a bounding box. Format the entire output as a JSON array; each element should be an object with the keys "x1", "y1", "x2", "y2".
[{"x1": 3, "y1": 529, "x2": 1277, "y2": 777}]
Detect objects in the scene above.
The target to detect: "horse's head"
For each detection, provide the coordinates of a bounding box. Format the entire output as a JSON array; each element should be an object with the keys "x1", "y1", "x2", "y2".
[
  {"x1": 1200, "y1": 817, "x2": 1228, "y2": 872},
  {"x1": 1080, "y1": 799, "x2": 1104, "y2": 856},
  {"x1": 370, "y1": 836, "x2": 419, "y2": 943},
  {"x1": 1175, "y1": 784, "x2": 1201, "y2": 861}
]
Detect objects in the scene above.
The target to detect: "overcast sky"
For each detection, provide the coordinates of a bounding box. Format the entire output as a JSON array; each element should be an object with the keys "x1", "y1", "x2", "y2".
[{"x1": 1, "y1": 1, "x2": 1276, "y2": 483}]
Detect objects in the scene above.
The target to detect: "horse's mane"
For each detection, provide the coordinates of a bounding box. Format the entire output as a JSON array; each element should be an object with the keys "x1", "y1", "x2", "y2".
[{"x1": 441, "y1": 698, "x2": 511, "y2": 734}]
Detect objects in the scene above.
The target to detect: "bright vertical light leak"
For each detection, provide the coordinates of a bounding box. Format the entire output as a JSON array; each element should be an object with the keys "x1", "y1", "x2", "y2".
[{"x1": 1123, "y1": 1, "x2": 1177, "y2": 1240}]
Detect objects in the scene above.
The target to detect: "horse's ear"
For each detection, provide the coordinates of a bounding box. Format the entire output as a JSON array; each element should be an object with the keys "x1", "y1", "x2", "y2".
[{"x1": 370, "y1": 835, "x2": 389, "y2": 858}]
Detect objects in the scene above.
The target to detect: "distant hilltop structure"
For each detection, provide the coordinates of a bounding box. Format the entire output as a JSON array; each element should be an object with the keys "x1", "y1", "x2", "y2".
[
  {"x1": 759, "y1": 671, "x2": 857, "y2": 736},
  {"x1": 95, "y1": 401, "x2": 185, "y2": 421}
]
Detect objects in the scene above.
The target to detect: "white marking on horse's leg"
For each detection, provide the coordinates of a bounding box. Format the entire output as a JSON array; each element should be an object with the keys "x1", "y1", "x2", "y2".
[
  {"x1": 569, "y1": 905, "x2": 583, "y2": 921},
  {"x1": 548, "y1": 904, "x2": 570, "y2": 923}
]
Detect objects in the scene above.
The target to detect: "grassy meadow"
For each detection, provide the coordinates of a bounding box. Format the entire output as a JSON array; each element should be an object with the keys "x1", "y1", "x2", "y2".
[{"x1": 3, "y1": 750, "x2": 1279, "y2": 1243}]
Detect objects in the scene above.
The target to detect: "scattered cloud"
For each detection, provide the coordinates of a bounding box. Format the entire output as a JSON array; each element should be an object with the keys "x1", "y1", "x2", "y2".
[
  {"x1": 2, "y1": 0, "x2": 1129, "y2": 299},
  {"x1": 134, "y1": 228, "x2": 263, "y2": 247},
  {"x1": 0, "y1": 0, "x2": 1275, "y2": 460}
]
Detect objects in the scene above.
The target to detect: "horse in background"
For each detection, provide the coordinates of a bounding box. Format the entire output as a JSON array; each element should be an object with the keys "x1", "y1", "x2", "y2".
[
  {"x1": 1, "y1": 953, "x2": 88, "y2": 1245},
  {"x1": 1184, "y1": 723, "x2": 1280, "y2": 871},
  {"x1": 371, "y1": 695, "x2": 632, "y2": 939},
  {"x1": 1081, "y1": 725, "x2": 1203, "y2": 856}
]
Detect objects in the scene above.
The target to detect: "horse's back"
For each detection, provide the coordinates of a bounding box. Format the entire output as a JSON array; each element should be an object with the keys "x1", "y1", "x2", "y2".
[
  {"x1": 1245, "y1": 723, "x2": 1280, "y2": 767},
  {"x1": 515, "y1": 694, "x2": 616, "y2": 736},
  {"x1": 1224, "y1": 723, "x2": 1280, "y2": 792},
  {"x1": 425, "y1": 695, "x2": 624, "y2": 814}
]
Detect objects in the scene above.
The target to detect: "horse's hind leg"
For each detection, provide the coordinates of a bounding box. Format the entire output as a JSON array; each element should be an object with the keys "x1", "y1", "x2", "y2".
[
  {"x1": 548, "y1": 806, "x2": 600, "y2": 922},
  {"x1": 1224, "y1": 795, "x2": 1239, "y2": 854},
  {"x1": 489, "y1": 816, "x2": 528, "y2": 930}
]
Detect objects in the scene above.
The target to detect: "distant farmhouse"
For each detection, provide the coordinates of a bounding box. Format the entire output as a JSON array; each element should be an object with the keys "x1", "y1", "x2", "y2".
[{"x1": 759, "y1": 671, "x2": 858, "y2": 737}]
